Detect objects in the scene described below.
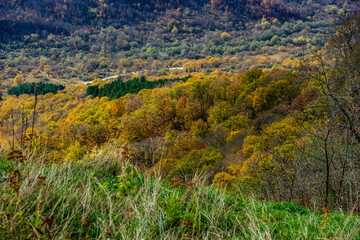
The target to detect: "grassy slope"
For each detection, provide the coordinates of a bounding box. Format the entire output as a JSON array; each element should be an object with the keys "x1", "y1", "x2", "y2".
[{"x1": 0, "y1": 145, "x2": 359, "y2": 239}]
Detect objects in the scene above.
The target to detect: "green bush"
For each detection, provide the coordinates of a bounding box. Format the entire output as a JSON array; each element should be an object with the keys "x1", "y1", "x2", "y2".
[{"x1": 168, "y1": 147, "x2": 223, "y2": 179}]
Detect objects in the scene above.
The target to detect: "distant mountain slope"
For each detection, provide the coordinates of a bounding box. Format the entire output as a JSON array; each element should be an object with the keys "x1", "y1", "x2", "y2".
[{"x1": 1, "y1": 0, "x2": 359, "y2": 42}]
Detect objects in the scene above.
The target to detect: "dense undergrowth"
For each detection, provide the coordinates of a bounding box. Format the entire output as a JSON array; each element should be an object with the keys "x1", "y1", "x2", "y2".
[{"x1": 0, "y1": 146, "x2": 359, "y2": 239}]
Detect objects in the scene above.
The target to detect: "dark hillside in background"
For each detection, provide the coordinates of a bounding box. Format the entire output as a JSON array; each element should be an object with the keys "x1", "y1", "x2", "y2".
[
  {"x1": 1, "y1": 0, "x2": 360, "y2": 85},
  {"x1": 2, "y1": 0, "x2": 358, "y2": 42}
]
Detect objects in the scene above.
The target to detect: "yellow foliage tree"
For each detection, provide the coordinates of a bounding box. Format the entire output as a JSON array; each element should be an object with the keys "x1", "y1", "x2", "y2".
[{"x1": 14, "y1": 75, "x2": 25, "y2": 86}]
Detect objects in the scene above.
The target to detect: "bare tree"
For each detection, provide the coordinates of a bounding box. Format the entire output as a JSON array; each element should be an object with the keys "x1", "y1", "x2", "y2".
[
  {"x1": 296, "y1": 13, "x2": 360, "y2": 211},
  {"x1": 305, "y1": 14, "x2": 360, "y2": 144}
]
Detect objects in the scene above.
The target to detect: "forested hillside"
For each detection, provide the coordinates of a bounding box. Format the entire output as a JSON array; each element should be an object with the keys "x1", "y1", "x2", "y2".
[
  {"x1": 2, "y1": 13, "x2": 360, "y2": 210},
  {"x1": 0, "y1": 0, "x2": 321, "y2": 41},
  {"x1": 1, "y1": 1, "x2": 360, "y2": 239},
  {"x1": 1, "y1": 0, "x2": 360, "y2": 88}
]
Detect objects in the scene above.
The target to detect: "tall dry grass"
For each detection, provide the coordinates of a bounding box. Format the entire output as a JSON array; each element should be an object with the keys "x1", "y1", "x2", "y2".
[{"x1": 0, "y1": 144, "x2": 359, "y2": 239}]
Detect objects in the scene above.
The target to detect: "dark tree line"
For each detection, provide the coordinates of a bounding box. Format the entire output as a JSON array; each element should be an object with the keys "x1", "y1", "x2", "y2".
[
  {"x1": 86, "y1": 76, "x2": 190, "y2": 100},
  {"x1": 8, "y1": 82, "x2": 65, "y2": 96}
]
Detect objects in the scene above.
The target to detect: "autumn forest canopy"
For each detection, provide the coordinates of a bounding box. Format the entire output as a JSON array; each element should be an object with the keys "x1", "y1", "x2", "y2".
[
  {"x1": 1, "y1": 1, "x2": 360, "y2": 239},
  {"x1": 0, "y1": 0, "x2": 327, "y2": 41}
]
